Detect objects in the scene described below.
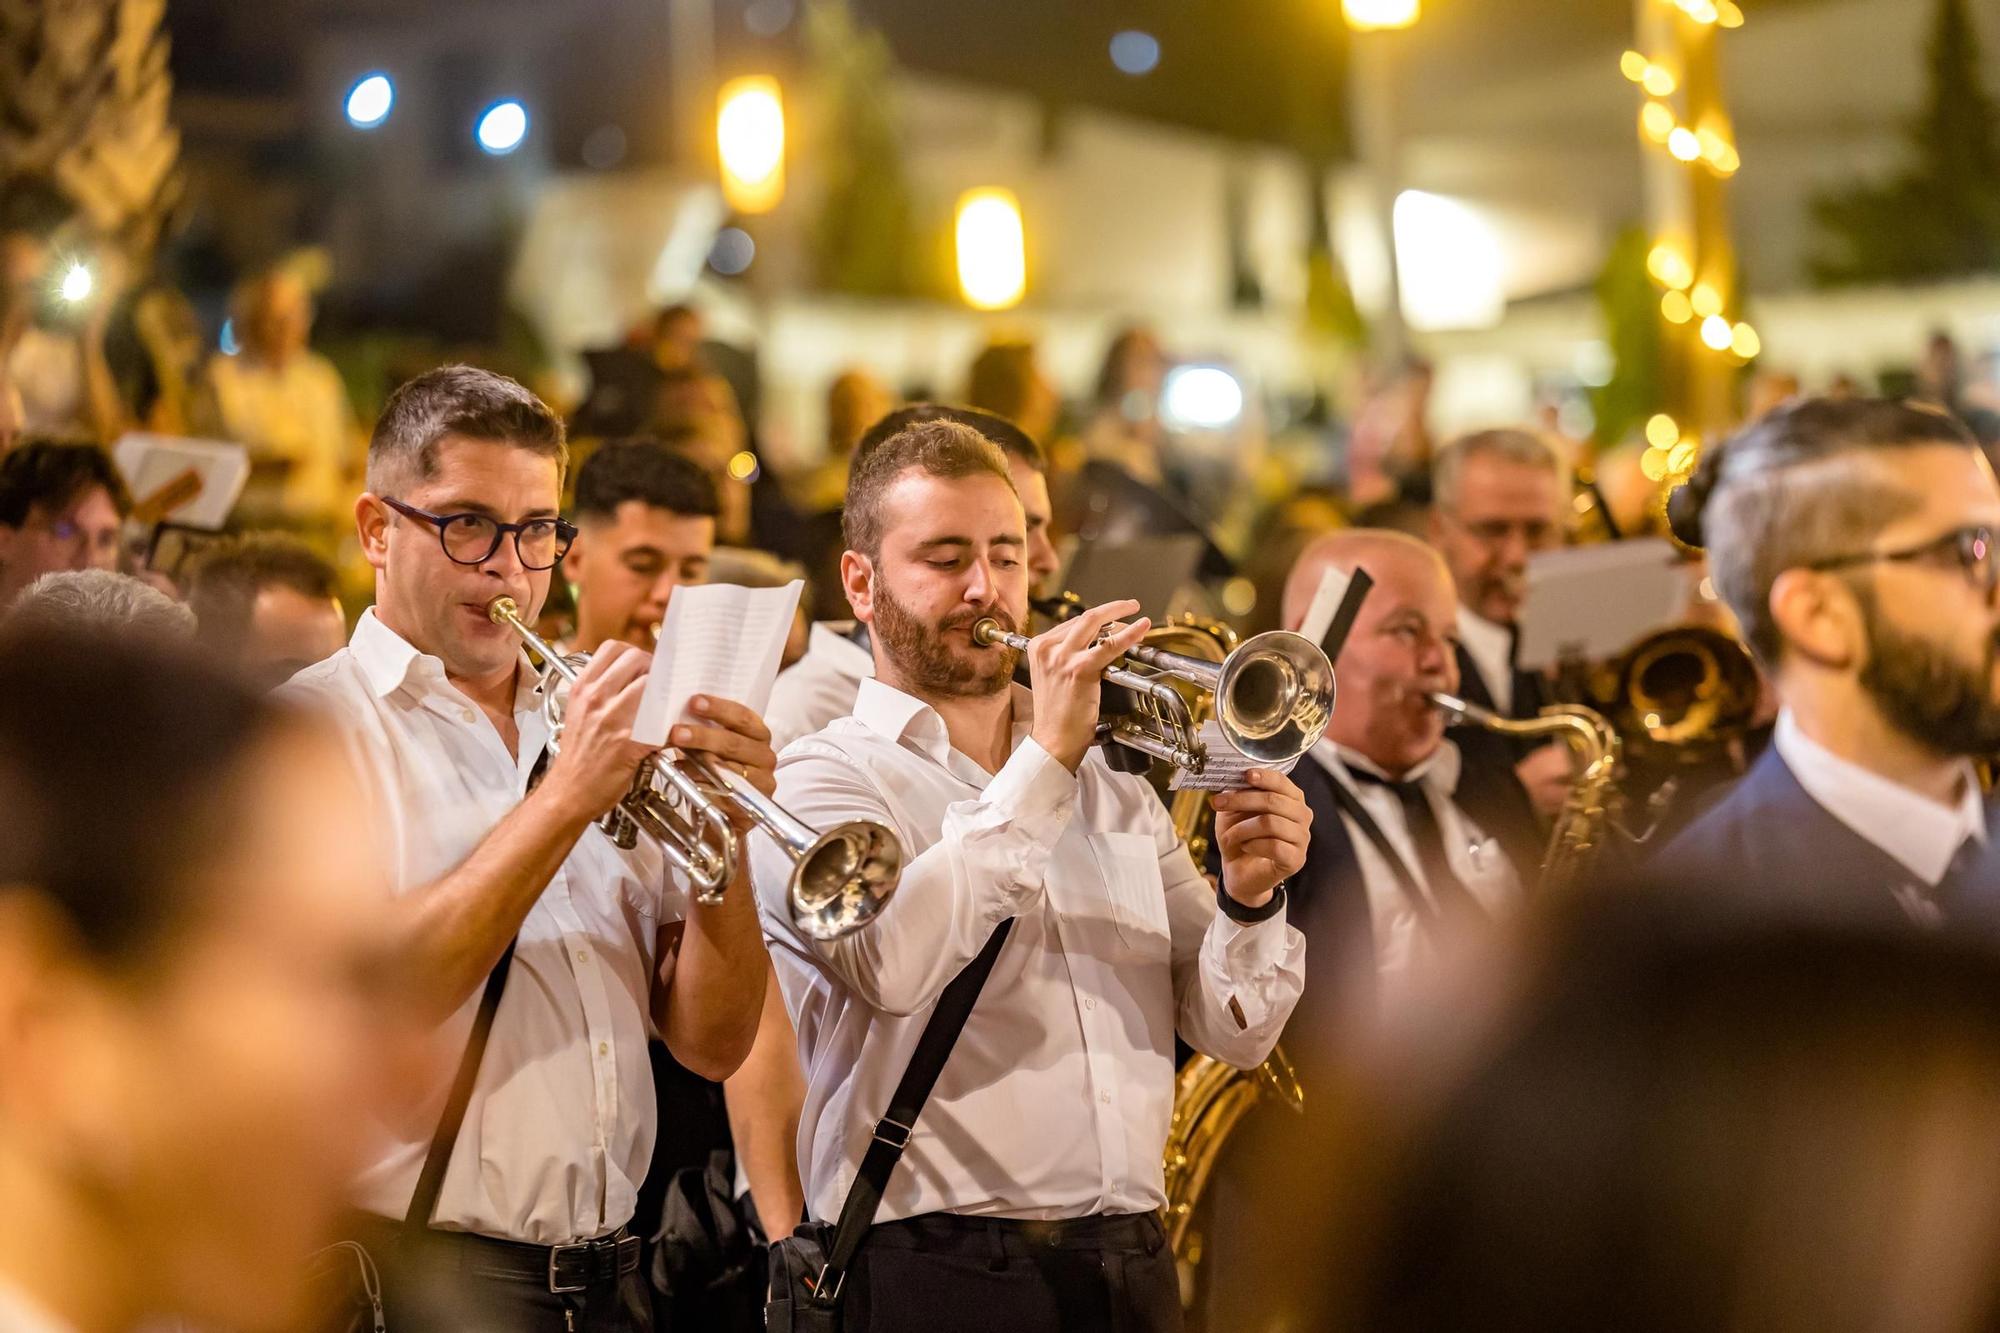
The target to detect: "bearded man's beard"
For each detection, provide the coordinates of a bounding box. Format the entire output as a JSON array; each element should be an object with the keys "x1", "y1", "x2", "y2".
[
  {"x1": 1855, "y1": 585, "x2": 2000, "y2": 756},
  {"x1": 872, "y1": 579, "x2": 1018, "y2": 698}
]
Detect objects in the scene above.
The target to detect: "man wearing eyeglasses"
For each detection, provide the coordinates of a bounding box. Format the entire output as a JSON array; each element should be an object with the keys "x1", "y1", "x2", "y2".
[
  {"x1": 282, "y1": 365, "x2": 774, "y2": 1330},
  {"x1": 1647, "y1": 398, "x2": 2000, "y2": 926},
  {"x1": 0, "y1": 439, "x2": 129, "y2": 608},
  {"x1": 1426, "y1": 428, "x2": 1570, "y2": 870}
]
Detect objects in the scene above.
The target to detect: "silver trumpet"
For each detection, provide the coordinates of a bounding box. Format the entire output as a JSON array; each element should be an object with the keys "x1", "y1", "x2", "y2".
[
  {"x1": 970, "y1": 614, "x2": 1336, "y2": 774},
  {"x1": 487, "y1": 596, "x2": 901, "y2": 940}
]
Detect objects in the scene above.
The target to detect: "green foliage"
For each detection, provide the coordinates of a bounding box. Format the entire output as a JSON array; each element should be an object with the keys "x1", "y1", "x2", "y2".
[
  {"x1": 1810, "y1": 0, "x2": 2000, "y2": 285},
  {"x1": 804, "y1": 0, "x2": 921, "y2": 297},
  {"x1": 1592, "y1": 225, "x2": 1666, "y2": 447}
]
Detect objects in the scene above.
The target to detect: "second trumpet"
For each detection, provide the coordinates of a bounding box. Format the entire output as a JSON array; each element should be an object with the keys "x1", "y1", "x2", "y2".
[
  {"x1": 971, "y1": 613, "x2": 1336, "y2": 773},
  {"x1": 487, "y1": 596, "x2": 901, "y2": 940}
]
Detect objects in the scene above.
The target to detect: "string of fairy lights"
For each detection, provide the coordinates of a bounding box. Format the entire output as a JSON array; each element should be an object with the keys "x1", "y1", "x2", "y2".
[{"x1": 1624, "y1": 0, "x2": 1759, "y2": 484}]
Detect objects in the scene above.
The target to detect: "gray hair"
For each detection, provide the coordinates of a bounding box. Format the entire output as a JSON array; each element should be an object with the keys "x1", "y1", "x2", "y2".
[
  {"x1": 1432, "y1": 428, "x2": 1565, "y2": 513},
  {"x1": 365, "y1": 364, "x2": 567, "y2": 495},
  {"x1": 5, "y1": 569, "x2": 197, "y2": 641}
]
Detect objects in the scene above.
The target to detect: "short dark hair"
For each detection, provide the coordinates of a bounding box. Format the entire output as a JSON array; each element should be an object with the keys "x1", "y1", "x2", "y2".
[
  {"x1": 842, "y1": 419, "x2": 1015, "y2": 559},
  {"x1": 0, "y1": 441, "x2": 131, "y2": 528},
  {"x1": 855, "y1": 404, "x2": 1044, "y2": 474},
  {"x1": 572, "y1": 438, "x2": 721, "y2": 522},
  {"x1": 0, "y1": 626, "x2": 278, "y2": 968},
  {"x1": 1667, "y1": 397, "x2": 1978, "y2": 666},
  {"x1": 365, "y1": 364, "x2": 567, "y2": 493},
  {"x1": 185, "y1": 534, "x2": 339, "y2": 656}
]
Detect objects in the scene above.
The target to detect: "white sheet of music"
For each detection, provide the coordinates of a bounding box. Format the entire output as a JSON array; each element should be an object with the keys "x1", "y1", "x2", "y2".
[
  {"x1": 1168, "y1": 720, "x2": 1302, "y2": 792},
  {"x1": 633, "y1": 579, "x2": 804, "y2": 747}
]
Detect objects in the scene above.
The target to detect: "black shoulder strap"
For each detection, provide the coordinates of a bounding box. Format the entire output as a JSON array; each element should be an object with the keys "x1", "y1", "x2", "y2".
[
  {"x1": 812, "y1": 919, "x2": 1015, "y2": 1304},
  {"x1": 404, "y1": 938, "x2": 516, "y2": 1230}
]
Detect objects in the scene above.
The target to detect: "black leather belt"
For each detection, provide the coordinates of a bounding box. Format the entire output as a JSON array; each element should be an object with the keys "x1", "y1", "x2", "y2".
[{"x1": 444, "y1": 1226, "x2": 642, "y2": 1294}]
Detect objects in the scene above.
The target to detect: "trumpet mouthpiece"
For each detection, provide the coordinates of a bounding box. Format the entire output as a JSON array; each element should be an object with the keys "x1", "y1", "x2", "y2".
[
  {"x1": 971, "y1": 617, "x2": 1005, "y2": 647},
  {"x1": 487, "y1": 596, "x2": 521, "y2": 625}
]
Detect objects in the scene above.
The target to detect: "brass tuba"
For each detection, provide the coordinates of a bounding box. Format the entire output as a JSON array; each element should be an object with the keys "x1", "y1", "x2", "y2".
[{"x1": 1430, "y1": 692, "x2": 1623, "y2": 894}]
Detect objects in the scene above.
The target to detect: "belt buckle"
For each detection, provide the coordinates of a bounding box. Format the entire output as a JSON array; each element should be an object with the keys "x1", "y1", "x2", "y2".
[
  {"x1": 548, "y1": 1241, "x2": 589, "y2": 1294},
  {"x1": 615, "y1": 1233, "x2": 641, "y2": 1273}
]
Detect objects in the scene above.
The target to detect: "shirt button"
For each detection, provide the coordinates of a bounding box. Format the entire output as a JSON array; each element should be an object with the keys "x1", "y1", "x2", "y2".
[
  {"x1": 1099, "y1": 1091, "x2": 1112, "y2": 1105},
  {"x1": 598, "y1": 1041, "x2": 610, "y2": 1057},
  {"x1": 460, "y1": 708, "x2": 477, "y2": 724},
  {"x1": 576, "y1": 949, "x2": 589, "y2": 964},
  {"x1": 1084, "y1": 998, "x2": 1097, "y2": 1011}
]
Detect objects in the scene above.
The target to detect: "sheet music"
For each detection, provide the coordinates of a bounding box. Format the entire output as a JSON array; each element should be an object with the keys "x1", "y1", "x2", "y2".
[
  {"x1": 1296, "y1": 566, "x2": 1351, "y2": 649},
  {"x1": 1168, "y1": 720, "x2": 1302, "y2": 793},
  {"x1": 633, "y1": 579, "x2": 804, "y2": 747}
]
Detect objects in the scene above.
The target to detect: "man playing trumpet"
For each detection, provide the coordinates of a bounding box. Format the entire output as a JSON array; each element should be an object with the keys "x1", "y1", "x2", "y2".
[
  {"x1": 751, "y1": 419, "x2": 1307, "y2": 1332},
  {"x1": 283, "y1": 365, "x2": 775, "y2": 1330}
]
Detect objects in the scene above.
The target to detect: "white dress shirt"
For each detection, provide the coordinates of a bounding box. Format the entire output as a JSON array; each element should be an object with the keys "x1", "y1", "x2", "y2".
[
  {"x1": 753, "y1": 678, "x2": 1305, "y2": 1225},
  {"x1": 1310, "y1": 738, "x2": 1522, "y2": 983},
  {"x1": 1456, "y1": 607, "x2": 1516, "y2": 714},
  {"x1": 1773, "y1": 709, "x2": 1987, "y2": 886},
  {"x1": 281, "y1": 610, "x2": 683, "y2": 1245},
  {"x1": 766, "y1": 621, "x2": 875, "y2": 752}
]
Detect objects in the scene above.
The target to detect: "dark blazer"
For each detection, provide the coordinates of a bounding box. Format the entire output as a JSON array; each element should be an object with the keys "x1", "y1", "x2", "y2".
[
  {"x1": 1643, "y1": 745, "x2": 2000, "y2": 930},
  {"x1": 1446, "y1": 641, "x2": 1547, "y2": 883}
]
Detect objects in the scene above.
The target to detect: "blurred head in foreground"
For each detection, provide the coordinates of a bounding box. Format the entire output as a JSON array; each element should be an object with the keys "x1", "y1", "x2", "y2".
[
  {"x1": 0, "y1": 629, "x2": 396, "y2": 1330},
  {"x1": 1304, "y1": 892, "x2": 2000, "y2": 1333}
]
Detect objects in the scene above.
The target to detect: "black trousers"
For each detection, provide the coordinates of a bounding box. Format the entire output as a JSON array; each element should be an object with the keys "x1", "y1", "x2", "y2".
[
  {"x1": 343, "y1": 1213, "x2": 654, "y2": 1333},
  {"x1": 842, "y1": 1211, "x2": 1182, "y2": 1333}
]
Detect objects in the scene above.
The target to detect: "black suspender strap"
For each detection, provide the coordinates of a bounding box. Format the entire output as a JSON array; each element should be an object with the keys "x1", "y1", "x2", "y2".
[
  {"x1": 403, "y1": 938, "x2": 516, "y2": 1229},
  {"x1": 811, "y1": 919, "x2": 1015, "y2": 1305}
]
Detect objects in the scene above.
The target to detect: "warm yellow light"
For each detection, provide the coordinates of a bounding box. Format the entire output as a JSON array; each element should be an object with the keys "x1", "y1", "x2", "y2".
[
  {"x1": 1661, "y1": 290, "x2": 1694, "y2": 324},
  {"x1": 956, "y1": 187, "x2": 1027, "y2": 311},
  {"x1": 726, "y1": 449, "x2": 761, "y2": 482},
  {"x1": 1730, "y1": 322, "x2": 1762, "y2": 359},
  {"x1": 1667, "y1": 127, "x2": 1702, "y2": 161},
  {"x1": 1641, "y1": 448, "x2": 1670, "y2": 482},
  {"x1": 1690, "y1": 283, "x2": 1723, "y2": 318},
  {"x1": 1621, "y1": 50, "x2": 1649, "y2": 82},
  {"x1": 58, "y1": 262, "x2": 93, "y2": 304},
  {"x1": 717, "y1": 76, "x2": 785, "y2": 214},
  {"x1": 1677, "y1": 0, "x2": 1720, "y2": 23},
  {"x1": 1646, "y1": 413, "x2": 1681, "y2": 450},
  {"x1": 1713, "y1": 143, "x2": 1741, "y2": 174},
  {"x1": 1640, "y1": 101, "x2": 1677, "y2": 143},
  {"x1": 1666, "y1": 440, "x2": 1698, "y2": 475},
  {"x1": 1701, "y1": 314, "x2": 1734, "y2": 350},
  {"x1": 1342, "y1": 0, "x2": 1420, "y2": 31},
  {"x1": 1647, "y1": 244, "x2": 1693, "y2": 290},
  {"x1": 1717, "y1": 0, "x2": 1745, "y2": 27},
  {"x1": 1642, "y1": 64, "x2": 1677, "y2": 97}
]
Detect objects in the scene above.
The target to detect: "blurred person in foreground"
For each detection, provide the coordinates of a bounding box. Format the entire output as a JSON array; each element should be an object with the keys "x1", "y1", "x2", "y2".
[
  {"x1": 1650, "y1": 398, "x2": 2000, "y2": 923},
  {"x1": 0, "y1": 440, "x2": 129, "y2": 607},
  {"x1": 185, "y1": 533, "x2": 346, "y2": 687},
  {"x1": 282, "y1": 365, "x2": 776, "y2": 1330},
  {"x1": 765, "y1": 405, "x2": 1061, "y2": 754},
  {"x1": 0, "y1": 627, "x2": 401, "y2": 1333},
  {"x1": 3, "y1": 568, "x2": 193, "y2": 641},
  {"x1": 1298, "y1": 892, "x2": 2000, "y2": 1333},
  {"x1": 194, "y1": 267, "x2": 356, "y2": 526},
  {"x1": 1427, "y1": 428, "x2": 1574, "y2": 822}
]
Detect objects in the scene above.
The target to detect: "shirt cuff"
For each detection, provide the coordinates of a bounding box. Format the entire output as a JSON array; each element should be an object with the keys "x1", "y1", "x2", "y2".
[
  {"x1": 979, "y1": 735, "x2": 1080, "y2": 830},
  {"x1": 1200, "y1": 899, "x2": 1301, "y2": 1023}
]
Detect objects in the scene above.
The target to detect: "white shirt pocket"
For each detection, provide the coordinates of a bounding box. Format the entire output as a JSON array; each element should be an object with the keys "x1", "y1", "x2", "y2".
[{"x1": 1087, "y1": 830, "x2": 1171, "y2": 955}]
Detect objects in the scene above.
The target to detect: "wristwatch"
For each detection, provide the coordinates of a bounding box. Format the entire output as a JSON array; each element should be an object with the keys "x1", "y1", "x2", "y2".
[{"x1": 1216, "y1": 879, "x2": 1287, "y2": 924}]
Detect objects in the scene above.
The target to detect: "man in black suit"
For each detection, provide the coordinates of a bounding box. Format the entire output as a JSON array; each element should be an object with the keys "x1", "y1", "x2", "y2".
[
  {"x1": 1426, "y1": 428, "x2": 1571, "y2": 823},
  {"x1": 1648, "y1": 398, "x2": 2000, "y2": 926}
]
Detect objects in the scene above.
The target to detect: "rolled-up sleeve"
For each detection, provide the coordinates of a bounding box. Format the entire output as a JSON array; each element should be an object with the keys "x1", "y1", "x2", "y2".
[
  {"x1": 1156, "y1": 803, "x2": 1305, "y2": 1068},
  {"x1": 752, "y1": 736, "x2": 1077, "y2": 1017}
]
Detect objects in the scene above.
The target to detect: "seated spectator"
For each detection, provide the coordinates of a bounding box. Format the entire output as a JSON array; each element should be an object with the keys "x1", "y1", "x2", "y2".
[
  {"x1": 185, "y1": 533, "x2": 347, "y2": 686},
  {"x1": 0, "y1": 440, "x2": 130, "y2": 605},
  {"x1": 4, "y1": 567, "x2": 194, "y2": 640},
  {"x1": 0, "y1": 626, "x2": 403, "y2": 1332}
]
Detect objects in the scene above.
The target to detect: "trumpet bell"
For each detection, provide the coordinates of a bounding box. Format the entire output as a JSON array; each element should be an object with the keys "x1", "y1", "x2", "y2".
[
  {"x1": 1214, "y1": 631, "x2": 1337, "y2": 765},
  {"x1": 792, "y1": 819, "x2": 904, "y2": 941}
]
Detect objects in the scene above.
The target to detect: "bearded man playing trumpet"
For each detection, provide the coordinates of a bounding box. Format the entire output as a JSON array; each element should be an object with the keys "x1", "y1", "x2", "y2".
[
  {"x1": 750, "y1": 418, "x2": 1306, "y2": 1333},
  {"x1": 281, "y1": 365, "x2": 775, "y2": 1331}
]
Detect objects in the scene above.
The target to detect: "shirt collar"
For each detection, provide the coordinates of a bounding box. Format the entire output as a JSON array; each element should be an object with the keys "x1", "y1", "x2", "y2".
[
  {"x1": 351, "y1": 607, "x2": 436, "y2": 699},
  {"x1": 807, "y1": 621, "x2": 877, "y2": 684},
  {"x1": 1315, "y1": 735, "x2": 1462, "y2": 796},
  {"x1": 851, "y1": 676, "x2": 1032, "y2": 774},
  {"x1": 1456, "y1": 606, "x2": 1513, "y2": 668},
  {"x1": 1773, "y1": 709, "x2": 1988, "y2": 884}
]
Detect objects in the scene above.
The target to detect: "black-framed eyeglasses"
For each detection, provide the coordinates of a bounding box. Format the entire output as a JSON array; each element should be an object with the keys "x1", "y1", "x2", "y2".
[
  {"x1": 382, "y1": 497, "x2": 576, "y2": 571},
  {"x1": 1809, "y1": 524, "x2": 1999, "y2": 599}
]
